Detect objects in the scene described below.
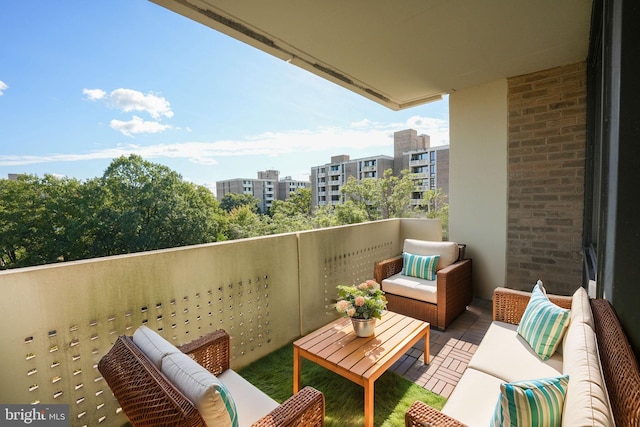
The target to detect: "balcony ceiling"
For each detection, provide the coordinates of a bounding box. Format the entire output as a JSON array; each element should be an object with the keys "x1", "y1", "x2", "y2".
[{"x1": 151, "y1": 0, "x2": 593, "y2": 110}]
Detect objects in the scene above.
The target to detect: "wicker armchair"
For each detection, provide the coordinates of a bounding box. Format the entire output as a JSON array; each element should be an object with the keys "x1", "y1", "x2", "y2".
[
  {"x1": 98, "y1": 329, "x2": 325, "y2": 427},
  {"x1": 374, "y1": 255, "x2": 472, "y2": 330}
]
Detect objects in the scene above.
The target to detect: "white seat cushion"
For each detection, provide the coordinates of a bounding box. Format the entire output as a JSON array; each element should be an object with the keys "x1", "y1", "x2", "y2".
[
  {"x1": 381, "y1": 273, "x2": 437, "y2": 304},
  {"x1": 218, "y1": 369, "x2": 279, "y2": 427},
  {"x1": 442, "y1": 367, "x2": 504, "y2": 427},
  {"x1": 132, "y1": 325, "x2": 180, "y2": 369},
  {"x1": 403, "y1": 239, "x2": 459, "y2": 270},
  {"x1": 468, "y1": 321, "x2": 563, "y2": 383}
]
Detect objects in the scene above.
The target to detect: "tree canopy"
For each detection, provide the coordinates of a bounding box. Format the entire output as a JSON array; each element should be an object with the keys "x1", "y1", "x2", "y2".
[
  {"x1": 0, "y1": 162, "x2": 448, "y2": 269},
  {"x1": 0, "y1": 155, "x2": 227, "y2": 268}
]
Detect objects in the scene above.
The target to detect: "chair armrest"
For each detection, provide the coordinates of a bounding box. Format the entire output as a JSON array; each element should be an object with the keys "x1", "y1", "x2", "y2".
[
  {"x1": 492, "y1": 287, "x2": 572, "y2": 325},
  {"x1": 178, "y1": 329, "x2": 230, "y2": 376},
  {"x1": 405, "y1": 401, "x2": 468, "y2": 427},
  {"x1": 99, "y1": 336, "x2": 205, "y2": 426},
  {"x1": 251, "y1": 386, "x2": 325, "y2": 427},
  {"x1": 374, "y1": 255, "x2": 403, "y2": 283},
  {"x1": 436, "y1": 259, "x2": 473, "y2": 328}
]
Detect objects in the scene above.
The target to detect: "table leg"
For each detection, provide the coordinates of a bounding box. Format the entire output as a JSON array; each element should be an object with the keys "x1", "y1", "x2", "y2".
[
  {"x1": 424, "y1": 325, "x2": 430, "y2": 364},
  {"x1": 293, "y1": 346, "x2": 300, "y2": 393},
  {"x1": 364, "y1": 380, "x2": 374, "y2": 427}
]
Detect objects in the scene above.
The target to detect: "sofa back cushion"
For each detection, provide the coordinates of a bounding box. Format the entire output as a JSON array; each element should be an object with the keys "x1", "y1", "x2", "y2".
[
  {"x1": 403, "y1": 239, "x2": 459, "y2": 270},
  {"x1": 162, "y1": 352, "x2": 238, "y2": 427},
  {"x1": 561, "y1": 287, "x2": 614, "y2": 427},
  {"x1": 132, "y1": 325, "x2": 180, "y2": 369}
]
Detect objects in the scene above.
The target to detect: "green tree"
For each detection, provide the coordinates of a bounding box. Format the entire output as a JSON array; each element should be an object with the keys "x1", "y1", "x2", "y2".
[
  {"x1": 220, "y1": 193, "x2": 260, "y2": 213},
  {"x1": 96, "y1": 155, "x2": 225, "y2": 255},
  {"x1": 267, "y1": 188, "x2": 314, "y2": 233},
  {"x1": 227, "y1": 205, "x2": 271, "y2": 239},
  {"x1": 340, "y1": 168, "x2": 418, "y2": 220},
  {"x1": 340, "y1": 175, "x2": 380, "y2": 221},
  {"x1": 0, "y1": 174, "x2": 88, "y2": 268},
  {"x1": 378, "y1": 169, "x2": 416, "y2": 219}
]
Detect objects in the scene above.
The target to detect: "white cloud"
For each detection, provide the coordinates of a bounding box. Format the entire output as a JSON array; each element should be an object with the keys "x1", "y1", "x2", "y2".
[
  {"x1": 109, "y1": 88, "x2": 173, "y2": 119},
  {"x1": 0, "y1": 115, "x2": 448, "y2": 169},
  {"x1": 0, "y1": 80, "x2": 8, "y2": 96},
  {"x1": 84, "y1": 87, "x2": 174, "y2": 136},
  {"x1": 110, "y1": 116, "x2": 171, "y2": 137},
  {"x1": 83, "y1": 88, "x2": 106, "y2": 100},
  {"x1": 405, "y1": 115, "x2": 450, "y2": 146}
]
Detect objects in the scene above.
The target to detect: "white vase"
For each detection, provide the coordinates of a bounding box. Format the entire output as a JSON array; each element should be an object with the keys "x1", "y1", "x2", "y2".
[{"x1": 351, "y1": 318, "x2": 376, "y2": 337}]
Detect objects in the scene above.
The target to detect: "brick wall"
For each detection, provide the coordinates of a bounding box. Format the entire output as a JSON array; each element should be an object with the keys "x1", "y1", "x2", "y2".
[{"x1": 507, "y1": 63, "x2": 586, "y2": 294}]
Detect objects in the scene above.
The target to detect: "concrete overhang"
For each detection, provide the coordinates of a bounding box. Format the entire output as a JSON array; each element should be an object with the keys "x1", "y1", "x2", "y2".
[{"x1": 151, "y1": 0, "x2": 593, "y2": 110}]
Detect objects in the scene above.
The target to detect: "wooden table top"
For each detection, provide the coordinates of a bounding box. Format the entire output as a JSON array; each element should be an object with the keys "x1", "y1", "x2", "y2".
[{"x1": 294, "y1": 310, "x2": 430, "y2": 383}]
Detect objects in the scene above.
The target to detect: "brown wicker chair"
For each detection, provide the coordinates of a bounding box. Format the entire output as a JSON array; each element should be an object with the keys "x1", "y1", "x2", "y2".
[
  {"x1": 98, "y1": 329, "x2": 325, "y2": 427},
  {"x1": 374, "y1": 255, "x2": 472, "y2": 330}
]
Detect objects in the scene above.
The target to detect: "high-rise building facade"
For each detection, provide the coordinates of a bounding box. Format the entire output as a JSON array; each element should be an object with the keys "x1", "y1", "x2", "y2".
[
  {"x1": 310, "y1": 154, "x2": 394, "y2": 207},
  {"x1": 310, "y1": 129, "x2": 449, "y2": 208},
  {"x1": 216, "y1": 170, "x2": 310, "y2": 213},
  {"x1": 394, "y1": 129, "x2": 449, "y2": 207}
]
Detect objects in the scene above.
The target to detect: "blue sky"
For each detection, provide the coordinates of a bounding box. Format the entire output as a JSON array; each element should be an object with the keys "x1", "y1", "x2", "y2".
[{"x1": 0, "y1": 0, "x2": 449, "y2": 193}]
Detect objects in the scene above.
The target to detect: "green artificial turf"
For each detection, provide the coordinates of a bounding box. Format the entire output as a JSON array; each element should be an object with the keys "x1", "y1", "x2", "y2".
[{"x1": 237, "y1": 343, "x2": 446, "y2": 427}]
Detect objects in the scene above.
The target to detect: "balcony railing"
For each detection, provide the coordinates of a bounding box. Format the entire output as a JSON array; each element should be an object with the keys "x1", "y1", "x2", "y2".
[{"x1": 0, "y1": 218, "x2": 441, "y2": 426}]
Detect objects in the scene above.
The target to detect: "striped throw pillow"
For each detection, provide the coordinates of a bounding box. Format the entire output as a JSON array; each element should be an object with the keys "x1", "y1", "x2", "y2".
[
  {"x1": 517, "y1": 281, "x2": 570, "y2": 360},
  {"x1": 402, "y1": 252, "x2": 440, "y2": 280},
  {"x1": 491, "y1": 375, "x2": 569, "y2": 427}
]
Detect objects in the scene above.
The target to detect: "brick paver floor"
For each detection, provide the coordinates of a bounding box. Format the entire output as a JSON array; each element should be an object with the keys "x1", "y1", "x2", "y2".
[{"x1": 390, "y1": 298, "x2": 492, "y2": 398}]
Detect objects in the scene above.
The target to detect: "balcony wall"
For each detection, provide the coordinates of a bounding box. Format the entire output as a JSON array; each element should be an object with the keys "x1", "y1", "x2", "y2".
[{"x1": 0, "y1": 218, "x2": 441, "y2": 426}]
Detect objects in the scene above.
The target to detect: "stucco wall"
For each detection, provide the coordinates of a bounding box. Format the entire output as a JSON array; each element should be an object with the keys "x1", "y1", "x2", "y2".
[{"x1": 449, "y1": 80, "x2": 509, "y2": 299}]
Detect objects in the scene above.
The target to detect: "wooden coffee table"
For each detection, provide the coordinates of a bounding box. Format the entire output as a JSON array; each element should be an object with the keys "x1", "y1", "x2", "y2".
[{"x1": 293, "y1": 311, "x2": 430, "y2": 427}]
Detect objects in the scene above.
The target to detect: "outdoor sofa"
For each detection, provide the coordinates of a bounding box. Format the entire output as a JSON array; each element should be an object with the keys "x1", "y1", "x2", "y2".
[
  {"x1": 406, "y1": 285, "x2": 640, "y2": 427},
  {"x1": 374, "y1": 239, "x2": 472, "y2": 330},
  {"x1": 98, "y1": 327, "x2": 324, "y2": 427}
]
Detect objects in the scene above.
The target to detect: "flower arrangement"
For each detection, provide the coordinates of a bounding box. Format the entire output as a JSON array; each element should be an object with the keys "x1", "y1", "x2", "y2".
[{"x1": 336, "y1": 280, "x2": 387, "y2": 320}]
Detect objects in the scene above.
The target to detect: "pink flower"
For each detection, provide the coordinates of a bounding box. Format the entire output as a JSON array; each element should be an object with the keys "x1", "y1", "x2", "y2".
[
  {"x1": 336, "y1": 300, "x2": 350, "y2": 313},
  {"x1": 358, "y1": 282, "x2": 369, "y2": 290},
  {"x1": 347, "y1": 307, "x2": 356, "y2": 317},
  {"x1": 355, "y1": 296, "x2": 366, "y2": 306}
]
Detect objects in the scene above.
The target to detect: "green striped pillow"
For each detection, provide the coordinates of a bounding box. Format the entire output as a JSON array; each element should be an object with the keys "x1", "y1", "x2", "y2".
[
  {"x1": 402, "y1": 252, "x2": 440, "y2": 280},
  {"x1": 491, "y1": 375, "x2": 569, "y2": 427},
  {"x1": 517, "y1": 281, "x2": 570, "y2": 360}
]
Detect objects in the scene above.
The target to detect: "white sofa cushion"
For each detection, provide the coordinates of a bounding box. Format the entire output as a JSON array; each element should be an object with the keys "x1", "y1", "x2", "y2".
[
  {"x1": 403, "y1": 239, "x2": 459, "y2": 270},
  {"x1": 442, "y1": 367, "x2": 505, "y2": 426},
  {"x1": 219, "y1": 369, "x2": 279, "y2": 427},
  {"x1": 381, "y1": 273, "x2": 437, "y2": 304},
  {"x1": 132, "y1": 325, "x2": 180, "y2": 369},
  {"x1": 561, "y1": 287, "x2": 614, "y2": 427},
  {"x1": 468, "y1": 321, "x2": 563, "y2": 383},
  {"x1": 162, "y1": 352, "x2": 238, "y2": 427}
]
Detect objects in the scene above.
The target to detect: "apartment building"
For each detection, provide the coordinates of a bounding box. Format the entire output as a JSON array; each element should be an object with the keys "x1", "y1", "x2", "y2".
[
  {"x1": 310, "y1": 129, "x2": 449, "y2": 208},
  {"x1": 216, "y1": 170, "x2": 310, "y2": 212},
  {"x1": 394, "y1": 129, "x2": 450, "y2": 207},
  {"x1": 278, "y1": 176, "x2": 311, "y2": 201},
  {"x1": 310, "y1": 154, "x2": 394, "y2": 206}
]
